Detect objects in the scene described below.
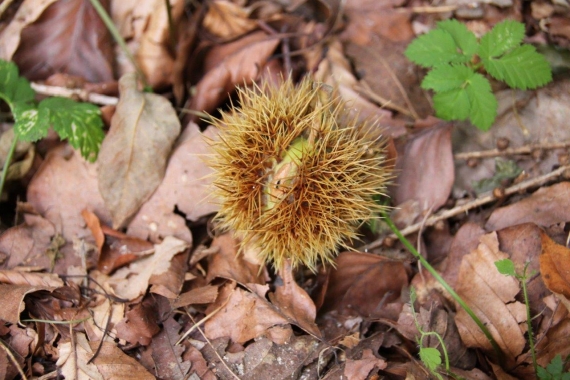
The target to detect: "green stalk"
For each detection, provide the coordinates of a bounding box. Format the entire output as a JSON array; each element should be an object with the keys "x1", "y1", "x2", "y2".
[
  {"x1": 521, "y1": 264, "x2": 538, "y2": 374},
  {"x1": 88, "y1": 0, "x2": 149, "y2": 88},
  {"x1": 381, "y1": 210, "x2": 505, "y2": 361},
  {"x1": 0, "y1": 133, "x2": 18, "y2": 197}
]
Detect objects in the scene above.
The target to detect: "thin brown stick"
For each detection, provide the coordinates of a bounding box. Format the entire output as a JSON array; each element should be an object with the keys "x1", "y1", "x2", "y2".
[
  {"x1": 362, "y1": 164, "x2": 570, "y2": 251},
  {"x1": 0, "y1": 339, "x2": 28, "y2": 380},
  {"x1": 455, "y1": 141, "x2": 570, "y2": 160},
  {"x1": 356, "y1": 82, "x2": 416, "y2": 118},
  {"x1": 30, "y1": 83, "x2": 118, "y2": 106}
]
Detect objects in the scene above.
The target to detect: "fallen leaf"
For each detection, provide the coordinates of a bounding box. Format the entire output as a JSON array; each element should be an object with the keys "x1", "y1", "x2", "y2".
[
  {"x1": 27, "y1": 145, "x2": 111, "y2": 243},
  {"x1": 181, "y1": 344, "x2": 217, "y2": 380},
  {"x1": 109, "y1": 236, "x2": 190, "y2": 301},
  {"x1": 98, "y1": 225, "x2": 155, "y2": 275},
  {"x1": 84, "y1": 294, "x2": 125, "y2": 342},
  {"x1": 127, "y1": 123, "x2": 218, "y2": 244},
  {"x1": 0, "y1": 284, "x2": 55, "y2": 324},
  {"x1": 115, "y1": 296, "x2": 160, "y2": 346},
  {"x1": 57, "y1": 333, "x2": 104, "y2": 380},
  {"x1": 188, "y1": 31, "x2": 280, "y2": 116},
  {"x1": 88, "y1": 338, "x2": 155, "y2": 379},
  {"x1": 202, "y1": 0, "x2": 258, "y2": 39},
  {"x1": 12, "y1": 0, "x2": 114, "y2": 82},
  {"x1": 150, "y1": 317, "x2": 191, "y2": 379},
  {"x1": 320, "y1": 251, "x2": 408, "y2": 320},
  {"x1": 269, "y1": 260, "x2": 321, "y2": 338},
  {"x1": 0, "y1": 270, "x2": 63, "y2": 287},
  {"x1": 539, "y1": 230, "x2": 570, "y2": 299},
  {"x1": 393, "y1": 123, "x2": 455, "y2": 213},
  {"x1": 486, "y1": 182, "x2": 570, "y2": 231},
  {"x1": 344, "y1": 348, "x2": 387, "y2": 380},
  {"x1": 454, "y1": 232, "x2": 527, "y2": 363},
  {"x1": 98, "y1": 73, "x2": 181, "y2": 228},
  {"x1": 0, "y1": 0, "x2": 61, "y2": 61},
  {"x1": 172, "y1": 285, "x2": 219, "y2": 308},
  {"x1": 204, "y1": 284, "x2": 289, "y2": 344}
]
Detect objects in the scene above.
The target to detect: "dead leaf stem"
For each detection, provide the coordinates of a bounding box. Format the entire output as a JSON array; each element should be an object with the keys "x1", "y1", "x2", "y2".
[
  {"x1": 363, "y1": 164, "x2": 570, "y2": 251},
  {"x1": 454, "y1": 140, "x2": 570, "y2": 160},
  {"x1": 30, "y1": 82, "x2": 118, "y2": 106}
]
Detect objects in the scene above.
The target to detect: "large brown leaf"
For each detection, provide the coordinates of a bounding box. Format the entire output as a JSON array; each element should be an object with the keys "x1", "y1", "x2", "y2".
[
  {"x1": 98, "y1": 73, "x2": 181, "y2": 228},
  {"x1": 12, "y1": 0, "x2": 114, "y2": 82}
]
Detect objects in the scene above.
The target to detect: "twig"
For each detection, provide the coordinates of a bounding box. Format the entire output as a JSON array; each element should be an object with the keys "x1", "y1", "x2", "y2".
[
  {"x1": 176, "y1": 296, "x2": 229, "y2": 345},
  {"x1": 454, "y1": 141, "x2": 570, "y2": 160},
  {"x1": 0, "y1": 339, "x2": 28, "y2": 380},
  {"x1": 30, "y1": 83, "x2": 118, "y2": 106},
  {"x1": 362, "y1": 164, "x2": 570, "y2": 251}
]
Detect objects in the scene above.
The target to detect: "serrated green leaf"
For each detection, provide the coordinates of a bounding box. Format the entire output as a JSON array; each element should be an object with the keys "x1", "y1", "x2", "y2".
[
  {"x1": 483, "y1": 45, "x2": 552, "y2": 90},
  {"x1": 405, "y1": 29, "x2": 467, "y2": 68},
  {"x1": 479, "y1": 20, "x2": 525, "y2": 59},
  {"x1": 433, "y1": 88, "x2": 470, "y2": 121},
  {"x1": 546, "y1": 355, "x2": 564, "y2": 376},
  {"x1": 465, "y1": 73, "x2": 497, "y2": 130},
  {"x1": 0, "y1": 60, "x2": 35, "y2": 105},
  {"x1": 422, "y1": 64, "x2": 475, "y2": 92},
  {"x1": 39, "y1": 97, "x2": 104, "y2": 162},
  {"x1": 13, "y1": 103, "x2": 50, "y2": 141},
  {"x1": 495, "y1": 259, "x2": 516, "y2": 276},
  {"x1": 419, "y1": 347, "x2": 442, "y2": 371},
  {"x1": 437, "y1": 19, "x2": 479, "y2": 60}
]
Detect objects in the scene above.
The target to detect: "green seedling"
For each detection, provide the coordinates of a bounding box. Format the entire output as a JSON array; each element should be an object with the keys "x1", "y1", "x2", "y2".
[
  {"x1": 495, "y1": 259, "x2": 570, "y2": 379},
  {"x1": 0, "y1": 59, "x2": 104, "y2": 195},
  {"x1": 405, "y1": 19, "x2": 552, "y2": 130}
]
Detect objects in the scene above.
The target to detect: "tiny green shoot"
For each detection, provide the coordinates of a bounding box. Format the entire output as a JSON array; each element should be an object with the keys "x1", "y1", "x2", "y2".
[
  {"x1": 405, "y1": 19, "x2": 552, "y2": 130},
  {"x1": 0, "y1": 59, "x2": 104, "y2": 195},
  {"x1": 537, "y1": 355, "x2": 570, "y2": 380}
]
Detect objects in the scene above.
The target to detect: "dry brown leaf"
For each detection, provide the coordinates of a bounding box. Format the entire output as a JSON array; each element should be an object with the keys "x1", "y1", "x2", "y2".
[
  {"x1": 181, "y1": 344, "x2": 217, "y2": 380},
  {"x1": 82, "y1": 209, "x2": 105, "y2": 254},
  {"x1": 135, "y1": 0, "x2": 185, "y2": 88},
  {"x1": 97, "y1": 225, "x2": 155, "y2": 275},
  {"x1": 115, "y1": 296, "x2": 160, "y2": 346},
  {"x1": 149, "y1": 247, "x2": 189, "y2": 299},
  {"x1": 84, "y1": 295, "x2": 125, "y2": 342},
  {"x1": 188, "y1": 31, "x2": 280, "y2": 116},
  {"x1": 486, "y1": 182, "x2": 570, "y2": 231},
  {"x1": 202, "y1": 0, "x2": 258, "y2": 39},
  {"x1": 57, "y1": 333, "x2": 103, "y2": 380},
  {"x1": 269, "y1": 260, "x2": 321, "y2": 338},
  {"x1": 11, "y1": 0, "x2": 114, "y2": 82},
  {"x1": 320, "y1": 251, "x2": 408, "y2": 320},
  {"x1": 172, "y1": 285, "x2": 219, "y2": 308},
  {"x1": 98, "y1": 73, "x2": 181, "y2": 229},
  {"x1": 344, "y1": 348, "x2": 387, "y2": 380},
  {"x1": 88, "y1": 339, "x2": 155, "y2": 379},
  {"x1": 0, "y1": 284, "x2": 55, "y2": 324},
  {"x1": 150, "y1": 317, "x2": 191, "y2": 379},
  {"x1": 27, "y1": 145, "x2": 111, "y2": 243},
  {"x1": 454, "y1": 232, "x2": 527, "y2": 362},
  {"x1": 393, "y1": 124, "x2": 455, "y2": 213},
  {"x1": 109, "y1": 236, "x2": 190, "y2": 301},
  {"x1": 127, "y1": 123, "x2": 218, "y2": 244},
  {"x1": 539, "y1": 230, "x2": 570, "y2": 299},
  {"x1": 204, "y1": 284, "x2": 289, "y2": 344},
  {"x1": 0, "y1": 0, "x2": 61, "y2": 60},
  {"x1": 0, "y1": 270, "x2": 63, "y2": 287}
]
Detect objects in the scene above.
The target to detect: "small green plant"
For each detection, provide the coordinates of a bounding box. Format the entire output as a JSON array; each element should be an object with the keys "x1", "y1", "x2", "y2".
[
  {"x1": 405, "y1": 19, "x2": 553, "y2": 130},
  {"x1": 495, "y1": 259, "x2": 570, "y2": 379},
  {"x1": 0, "y1": 59, "x2": 104, "y2": 194},
  {"x1": 410, "y1": 287, "x2": 450, "y2": 380}
]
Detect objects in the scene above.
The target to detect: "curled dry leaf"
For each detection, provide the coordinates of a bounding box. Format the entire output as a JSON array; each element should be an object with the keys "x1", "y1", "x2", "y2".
[
  {"x1": 150, "y1": 317, "x2": 191, "y2": 379},
  {"x1": 0, "y1": 284, "x2": 55, "y2": 324},
  {"x1": 12, "y1": 0, "x2": 114, "y2": 82},
  {"x1": 0, "y1": 270, "x2": 63, "y2": 287},
  {"x1": 344, "y1": 348, "x2": 387, "y2": 380},
  {"x1": 127, "y1": 123, "x2": 218, "y2": 244},
  {"x1": 172, "y1": 285, "x2": 219, "y2": 308},
  {"x1": 202, "y1": 0, "x2": 258, "y2": 39},
  {"x1": 116, "y1": 296, "x2": 160, "y2": 346},
  {"x1": 98, "y1": 73, "x2": 181, "y2": 229},
  {"x1": 454, "y1": 232, "x2": 527, "y2": 363},
  {"x1": 188, "y1": 31, "x2": 280, "y2": 116},
  {"x1": 539, "y1": 230, "x2": 570, "y2": 299},
  {"x1": 109, "y1": 236, "x2": 190, "y2": 301},
  {"x1": 392, "y1": 123, "x2": 454, "y2": 213},
  {"x1": 486, "y1": 182, "x2": 570, "y2": 231}
]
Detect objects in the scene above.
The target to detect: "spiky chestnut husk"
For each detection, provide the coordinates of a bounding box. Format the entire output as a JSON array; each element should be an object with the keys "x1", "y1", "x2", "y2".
[{"x1": 208, "y1": 77, "x2": 390, "y2": 271}]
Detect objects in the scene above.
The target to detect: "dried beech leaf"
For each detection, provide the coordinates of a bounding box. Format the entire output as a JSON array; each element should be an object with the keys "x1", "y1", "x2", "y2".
[
  {"x1": 57, "y1": 333, "x2": 103, "y2": 380},
  {"x1": 454, "y1": 232, "x2": 526, "y2": 362},
  {"x1": 0, "y1": 284, "x2": 55, "y2": 324},
  {"x1": 127, "y1": 123, "x2": 218, "y2": 243},
  {"x1": 0, "y1": 271, "x2": 63, "y2": 287},
  {"x1": 0, "y1": 0, "x2": 60, "y2": 61},
  {"x1": 188, "y1": 31, "x2": 280, "y2": 115},
  {"x1": 203, "y1": 1, "x2": 258, "y2": 39},
  {"x1": 88, "y1": 339, "x2": 155, "y2": 379},
  {"x1": 109, "y1": 236, "x2": 189, "y2": 301},
  {"x1": 344, "y1": 349, "x2": 387, "y2": 380},
  {"x1": 393, "y1": 123, "x2": 454, "y2": 212},
  {"x1": 539, "y1": 230, "x2": 570, "y2": 299},
  {"x1": 150, "y1": 317, "x2": 191, "y2": 379},
  {"x1": 98, "y1": 73, "x2": 181, "y2": 228},
  {"x1": 12, "y1": 0, "x2": 114, "y2": 82}
]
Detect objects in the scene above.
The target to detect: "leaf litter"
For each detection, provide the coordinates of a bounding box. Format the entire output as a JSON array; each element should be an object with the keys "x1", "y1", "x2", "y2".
[{"x1": 1, "y1": 0, "x2": 570, "y2": 379}]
